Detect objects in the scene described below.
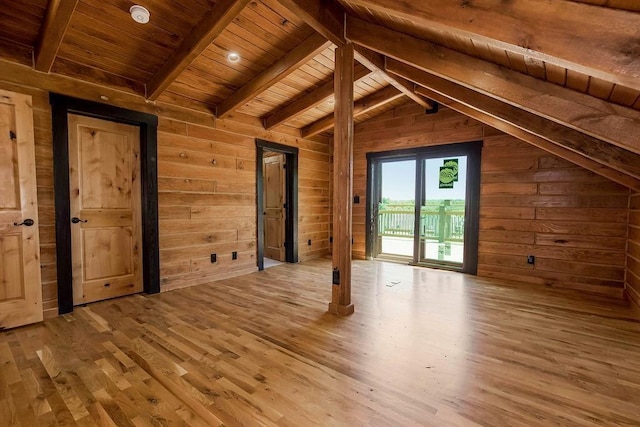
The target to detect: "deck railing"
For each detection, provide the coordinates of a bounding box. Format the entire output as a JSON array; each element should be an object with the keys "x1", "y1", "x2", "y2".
[{"x1": 378, "y1": 203, "x2": 465, "y2": 242}]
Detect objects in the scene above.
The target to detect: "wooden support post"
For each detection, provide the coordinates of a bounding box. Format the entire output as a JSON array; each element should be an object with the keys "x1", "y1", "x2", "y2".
[{"x1": 329, "y1": 43, "x2": 355, "y2": 316}]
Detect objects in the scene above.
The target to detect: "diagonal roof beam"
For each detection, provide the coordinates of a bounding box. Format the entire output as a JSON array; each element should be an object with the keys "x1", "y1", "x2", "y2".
[
  {"x1": 345, "y1": 0, "x2": 640, "y2": 91},
  {"x1": 302, "y1": 85, "x2": 403, "y2": 137},
  {"x1": 353, "y1": 46, "x2": 435, "y2": 111},
  {"x1": 263, "y1": 63, "x2": 372, "y2": 130},
  {"x1": 346, "y1": 16, "x2": 640, "y2": 156},
  {"x1": 146, "y1": 0, "x2": 251, "y2": 100},
  {"x1": 275, "y1": 0, "x2": 436, "y2": 111},
  {"x1": 386, "y1": 58, "x2": 640, "y2": 191},
  {"x1": 35, "y1": 0, "x2": 79, "y2": 72},
  {"x1": 217, "y1": 33, "x2": 330, "y2": 118},
  {"x1": 275, "y1": 0, "x2": 346, "y2": 46}
]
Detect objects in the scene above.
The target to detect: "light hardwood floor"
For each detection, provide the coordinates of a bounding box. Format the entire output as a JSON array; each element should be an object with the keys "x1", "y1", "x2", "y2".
[{"x1": 1, "y1": 258, "x2": 640, "y2": 426}]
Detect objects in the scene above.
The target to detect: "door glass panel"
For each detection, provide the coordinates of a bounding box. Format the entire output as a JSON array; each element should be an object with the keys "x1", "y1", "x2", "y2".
[
  {"x1": 376, "y1": 159, "x2": 415, "y2": 258},
  {"x1": 419, "y1": 156, "x2": 467, "y2": 265}
]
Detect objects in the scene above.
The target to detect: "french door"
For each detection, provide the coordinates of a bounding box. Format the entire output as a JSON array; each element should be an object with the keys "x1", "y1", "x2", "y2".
[{"x1": 368, "y1": 142, "x2": 481, "y2": 273}]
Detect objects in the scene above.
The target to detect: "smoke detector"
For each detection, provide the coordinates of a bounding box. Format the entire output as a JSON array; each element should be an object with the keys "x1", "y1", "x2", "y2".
[{"x1": 130, "y1": 5, "x2": 150, "y2": 24}]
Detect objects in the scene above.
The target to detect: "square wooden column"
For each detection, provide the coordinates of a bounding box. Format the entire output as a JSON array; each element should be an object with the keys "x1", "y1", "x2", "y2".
[{"x1": 328, "y1": 42, "x2": 355, "y2": 316}]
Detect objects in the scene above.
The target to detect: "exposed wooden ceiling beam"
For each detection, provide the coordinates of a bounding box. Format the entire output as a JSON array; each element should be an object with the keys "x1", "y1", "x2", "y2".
[
  {"x1": 387, "y1": 59, "x2": 640, "y2": 191},
  {"x1": 276, "y1": 0, "x2": 435, "y2": 111},
  {"x1": 263, "y1": 63, "x2": 371, "y2": 130},
  {"x1": 34, "y1": 0, "x2": 79, "y2": 72},
  {"x1": 346, "y1": 16, "x2": 640, "y2": 155},
  {"x1": 275, "y1": 0, "x2": 346, "y2": 46},
  {"x1": 146, "y1": 0, "x2": 251, "y2": 100},
  {"x1": 344, "y1": 0, "x2": 640, "y2": 91},
  {"x1": 302, "y1": 85, "x2": 403, "y2": 137},
  {"x1": 353, "y1": 46, "x2": 435, "y2": 111},
  {"x1": 217, "y1": 33, "x2": 330, "y2": 118}
]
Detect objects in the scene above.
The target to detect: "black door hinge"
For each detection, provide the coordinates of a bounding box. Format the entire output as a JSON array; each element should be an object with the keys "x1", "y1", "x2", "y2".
[{"x1": 9, "y1": 131, "x2": 16, "y2": 140}]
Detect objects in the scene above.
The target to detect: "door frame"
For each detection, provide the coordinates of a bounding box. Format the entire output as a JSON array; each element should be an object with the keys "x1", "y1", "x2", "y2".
[
  {"x1": 365, "y1": 141, "x2": 482, "y2": 274},
  {"x1": 50, "y1": 94, "x2": 160, "y2": 314},
  {"x1": 256, "y1": 139, "x2": 298, "y2": 270}
]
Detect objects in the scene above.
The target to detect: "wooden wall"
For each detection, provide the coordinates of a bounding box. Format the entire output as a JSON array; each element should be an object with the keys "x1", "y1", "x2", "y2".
[
  {"x1": 0, "y1": 81, "x2": 331, "y2": 317},
  {"x1": 353, "y1": 103, "x2": 630, "y2": 297},
  {"x1": 157, "y1": 117, "x2": 332, "y2": 291},
  {"x1": 627, "y1": 192, "x2": 640, "y2": 313},
  {"x1": 479, "y1": 129, "x2": 628, "y2": 297}
]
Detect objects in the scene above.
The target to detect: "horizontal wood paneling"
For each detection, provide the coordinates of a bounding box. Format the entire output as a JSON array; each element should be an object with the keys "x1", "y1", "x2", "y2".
[
  {"x1": 480, "y1": 134, "x2": 629, "y2": 297},
  {"x1": 1, "y1": 80, "x2": 331, "y2": 315},
  {"x1": 158, "y1": 117, "x2": 331, "y2": 291},
  {"x1": 627, "y1": 192, "x2": 640, "y2": 317},
  {"x1": 353, "y1": 102, "x2": 630, "y2": 297}
]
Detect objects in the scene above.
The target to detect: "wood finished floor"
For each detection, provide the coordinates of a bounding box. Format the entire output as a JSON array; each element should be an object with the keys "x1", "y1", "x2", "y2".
[{"x1": 1, "y1": 258, "x2": 640, "y2": 426}]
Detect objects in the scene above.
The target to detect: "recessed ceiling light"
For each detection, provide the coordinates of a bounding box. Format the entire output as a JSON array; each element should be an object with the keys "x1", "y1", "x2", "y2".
[
  {"x1": 130, "y1": 5, "x2": 150, "y2": 24},
  {"x1": 227, "y1": 52, "x2": 240, "y2": 63}
]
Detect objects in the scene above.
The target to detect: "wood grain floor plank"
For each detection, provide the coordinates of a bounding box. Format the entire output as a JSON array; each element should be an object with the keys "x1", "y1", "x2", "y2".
[{"x1": 1, "y1": 259, "x2": 640, "y2": 425}]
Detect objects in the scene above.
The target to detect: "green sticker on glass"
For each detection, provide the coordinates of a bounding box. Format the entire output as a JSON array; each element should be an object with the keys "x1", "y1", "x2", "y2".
[
  {"x1": 443, "y1": 158, "x2": 459, "y2": 182},
  {"x1": 439, "y1": 166, "x2": 455, "y2": 188}
]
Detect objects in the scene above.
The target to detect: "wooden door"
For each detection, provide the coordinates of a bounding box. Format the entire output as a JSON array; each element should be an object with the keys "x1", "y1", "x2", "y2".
[
  {"x1": 68, "y1": 115, "x2": 142, "y2": 305},
  {"x1": 0, "y1": 90, "x2": 43, "y2": 329},
  {"x1": 264, "y1": 154, "x2": 285, "y2": 261}
]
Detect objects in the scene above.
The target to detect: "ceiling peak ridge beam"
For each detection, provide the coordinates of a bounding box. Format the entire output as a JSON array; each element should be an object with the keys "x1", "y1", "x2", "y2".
[
  {"x1": 346, "y1": 16, "x2": 640, "y2": 155},
  {"x1": 217, "y1": 33, "x2": 331, "y2": 118},
  {"x1": 386, "y1": 58, "x2": 640, "y2": 191},
  {"x1": 263, "y1": 63, "x2": 372, "y2": 130},
  {"x1": 344, "y1": 0, "x2": 640, "y2": 92},
  {"x1": 35, "y1": 0, "x2": 80, "y2": 72},
  {"x1": 146, "y1": 0, "x2": 251, "y2": 101},
  {"x1": 302, "y1": 84, "x2": 403, "y2": 137},
  {"x1": 276, "y1": 0, "x2": 435, "y2": 111}
]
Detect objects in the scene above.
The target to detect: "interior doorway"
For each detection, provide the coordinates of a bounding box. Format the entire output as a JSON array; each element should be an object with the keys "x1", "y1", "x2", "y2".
[
  {"x1": 256, "y1": 139, "x2": 298, "y2": 270},
  {"x1": 367, "y1": 142, "x2": 482, "y2": 274},
  {"x1": 51, "y1": 94, "x2": 159, "y2": 314}
]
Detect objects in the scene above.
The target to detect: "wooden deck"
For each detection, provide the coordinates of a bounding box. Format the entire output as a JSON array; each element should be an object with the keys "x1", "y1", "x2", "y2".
[{"x1": 1, "y1": 258, "x2": 639, "y2": 426}]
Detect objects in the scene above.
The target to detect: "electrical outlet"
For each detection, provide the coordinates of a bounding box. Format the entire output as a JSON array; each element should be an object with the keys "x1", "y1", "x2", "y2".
[
  {"x1": 527, "y1": 255, "x2": 535, "y2": 265},
  {"x1": 232, "y1": 251, "x2": 238, "y2": 260},
  {"x1": 210, "y1": 253, "x2": 217, "y2": 263},
  {"x1": 308, "y1": 239, "x2": 312, "y2": 246}
]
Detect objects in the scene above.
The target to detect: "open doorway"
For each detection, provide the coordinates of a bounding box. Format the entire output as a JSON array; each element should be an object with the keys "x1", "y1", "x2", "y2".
[{"x1": 256, "y1": 139, "x2": 298, "y2": 270}]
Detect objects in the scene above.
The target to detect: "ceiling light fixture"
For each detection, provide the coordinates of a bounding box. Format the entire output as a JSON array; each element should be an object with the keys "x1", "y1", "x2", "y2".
[
  {"x1": 130, "y1": 5, "x2": 150, "y2": 24},
  {"x1": 227, "y1": 52, "x2": 240, "y2": 63}
]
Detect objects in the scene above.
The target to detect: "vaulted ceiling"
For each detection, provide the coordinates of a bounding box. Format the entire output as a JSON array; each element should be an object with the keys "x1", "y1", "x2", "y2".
[{"x1": 1, "y1": 0, "x2": 640, "y2": 189}]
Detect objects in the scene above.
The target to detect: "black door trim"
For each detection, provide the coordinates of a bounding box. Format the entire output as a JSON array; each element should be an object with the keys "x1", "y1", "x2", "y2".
[
  {"x1": 50, "y1": 94, "x2": 160, "y2": 314},
  {"x1": 365, "y1": 141, "x2": 482, "y2": 274},
  {"x1": 256, "y1": 139, "x2": 298, "y2": 270}
]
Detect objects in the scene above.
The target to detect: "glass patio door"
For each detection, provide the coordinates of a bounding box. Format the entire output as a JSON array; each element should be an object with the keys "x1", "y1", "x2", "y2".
[
  {"x1": 368, "y1": 142, "x2": 480, "y2": 274},
  {"x1": 373, "y1": 159, "x2": 416, "y2": 259},
  {"x1": 417, "y1": 156, "x2": 468, "y2": 267}
]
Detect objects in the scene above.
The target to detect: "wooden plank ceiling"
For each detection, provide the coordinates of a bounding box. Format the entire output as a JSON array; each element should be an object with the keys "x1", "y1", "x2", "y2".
[{"x1": 0, "y1": 0, "x2": 639, "y2": 171}]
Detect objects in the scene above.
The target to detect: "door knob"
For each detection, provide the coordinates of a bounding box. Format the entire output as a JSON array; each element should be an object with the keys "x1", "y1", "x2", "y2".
[
  {"x1": 13, "y1": 218, "x2": 34, "y2": 227},
  {"x1": 71, "y1": 217, "x2": 88, "y2": 224}
]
